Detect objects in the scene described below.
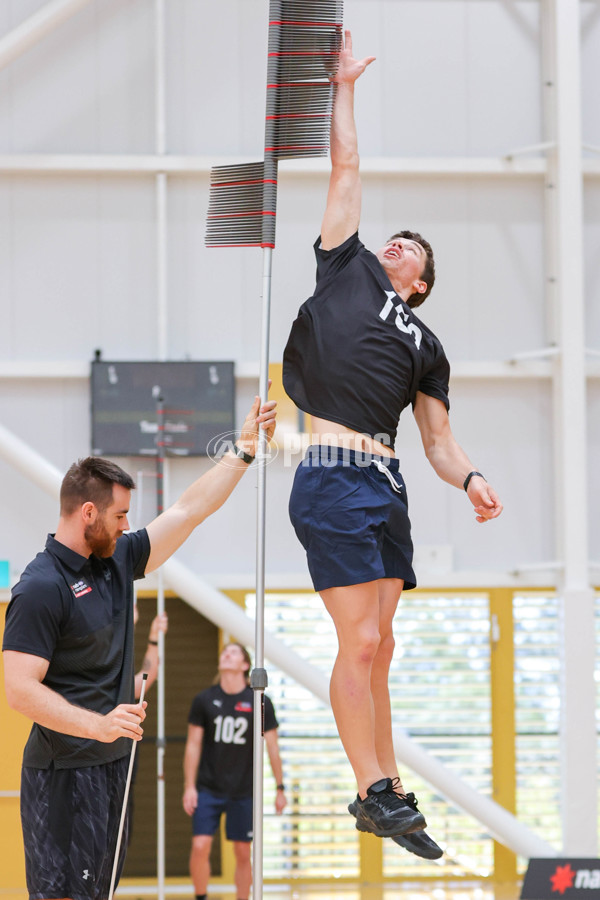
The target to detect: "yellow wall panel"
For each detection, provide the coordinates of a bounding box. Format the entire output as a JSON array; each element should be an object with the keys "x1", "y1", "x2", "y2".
[{"x1": 0, "y1": 601, "x2": 29, "y2": 891}]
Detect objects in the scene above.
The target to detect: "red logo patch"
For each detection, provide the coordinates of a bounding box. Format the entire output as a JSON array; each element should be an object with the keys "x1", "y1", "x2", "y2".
[
  {"x1": 70, "y1": 580, "x2": 92, "y2": 599},
  {"x1": 234, "y1": 702, "x2": 253, "y2": 713}
]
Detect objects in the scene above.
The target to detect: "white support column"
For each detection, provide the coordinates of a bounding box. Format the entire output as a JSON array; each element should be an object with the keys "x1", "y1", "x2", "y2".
[
  {"x1": 0, "y1": 0, "x2": 93, "y2": 70},
  {"x1": 545, "y1": 0, "x2": 597, "y2": 855}
]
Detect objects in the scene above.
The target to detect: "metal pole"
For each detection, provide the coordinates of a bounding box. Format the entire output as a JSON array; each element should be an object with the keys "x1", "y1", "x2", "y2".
[
  {"x1": 155, "y1": 0, "x2": 168, "y2": 362},
  {"x1": 251, "y1": 246, "x2": 273, "y2": 900},
  {"x1": 154, "y1": 0, "x2": 168, "y2": 893},
  {"x1": 155, "y1": 393, "x2": 167, "y2": 899}
]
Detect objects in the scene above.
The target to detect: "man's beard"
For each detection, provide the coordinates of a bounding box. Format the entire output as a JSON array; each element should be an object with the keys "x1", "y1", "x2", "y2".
[{"x1": 84, "y1": 518, "x2": 117, "y2": 557}]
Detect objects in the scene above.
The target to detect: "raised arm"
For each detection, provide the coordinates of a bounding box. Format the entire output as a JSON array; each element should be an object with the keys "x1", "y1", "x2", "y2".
[
  {"x1": 134, "y1": 612, "x2": 168, "y2": 699},
  {"x1": 413, "y1": 392, "x2": 503, "y2": 523},
  {"x1": 3, "y1": 650, "x2": 146, "y2": 741},
  {"x1": 320, "y1": 30, "x2": 376, "y2": 250},
  {"x1": 144, "y1": 395, "x2": 276, "y2": 573}
]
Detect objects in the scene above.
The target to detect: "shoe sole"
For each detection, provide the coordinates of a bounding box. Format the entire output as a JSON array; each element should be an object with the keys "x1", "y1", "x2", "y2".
[{"x1": 351, "y1": 808, "x2": 427, "y2": 838}]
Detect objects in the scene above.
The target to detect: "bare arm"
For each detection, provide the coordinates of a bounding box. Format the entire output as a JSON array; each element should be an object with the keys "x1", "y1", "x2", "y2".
[
  {"x1": 134, "y1": 612, "x2": 168, "y2": 699},
  {"x1": 3, "y1": 650, "x2": 146, "y2": 742},
  {"x1": 265, "y1": 727, "x2": 287, "y2": 814},
  {"x1": 145, "y1": 396, "x2": 276, "y2": 573},
  {"x1": 182, "y1": 723, "x2": 203, "y2": 816},
  {"x1": 320, "y1": 30, "x2": 376, "y2": 250},
  {"x1": 413, "y1": 391, "x2": 503, "y2": 523}
]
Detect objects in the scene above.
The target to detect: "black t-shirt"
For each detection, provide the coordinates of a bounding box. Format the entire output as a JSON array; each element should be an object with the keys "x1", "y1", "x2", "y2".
[
  {"x1": 188, "y1": 684, "x2": 278, "y2": 799},
  {"x1": 283, "y1": 232, "x2": 450, "y2": 446},
  {"x1": 3, "y1": 530, "x2": 150, "y2": 769}
]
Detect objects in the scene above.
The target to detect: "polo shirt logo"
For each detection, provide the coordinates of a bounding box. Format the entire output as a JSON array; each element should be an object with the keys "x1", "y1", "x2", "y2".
[
  {"x1": 234, "y1": 701, "x2": 252, "y2": 713},
  {"x1": 70, "y1": 580, "x2": 92, "y2": 598}
]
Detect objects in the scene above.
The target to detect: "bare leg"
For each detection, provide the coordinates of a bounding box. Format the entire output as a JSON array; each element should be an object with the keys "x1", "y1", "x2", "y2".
[
  {"x1": 320, "y1": 580, "x2": 387, "y2": 798},
  {"x1": 232, "y1": 840, "x2": 252, "y2": 899},
  {"x1": 189, "y1": 834, "x2": 212, "y2": 894},
  {"x1": 372, "y1": 578, "x2": 404, "y2": 789}
]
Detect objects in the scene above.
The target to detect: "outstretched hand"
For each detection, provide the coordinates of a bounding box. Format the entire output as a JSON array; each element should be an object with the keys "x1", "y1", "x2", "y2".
[{"x1": 334, "y1": 29, "x2": 376, "y2": 84}]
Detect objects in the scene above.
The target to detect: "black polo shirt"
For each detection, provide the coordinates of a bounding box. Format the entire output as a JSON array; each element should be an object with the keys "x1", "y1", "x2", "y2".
[
  {"x1": 283, "y1": 232, "x2": 450, "y2": 446},
  {"x1": 3, "y1": 529, "x2": 150, "y2": 769}
]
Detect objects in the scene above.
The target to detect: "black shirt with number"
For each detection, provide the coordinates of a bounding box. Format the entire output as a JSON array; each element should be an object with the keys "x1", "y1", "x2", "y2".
[
  {"x1": 188, "y1": 684, "x2": 278, "y2": 798},
  {"x1": 2, "y1": 530, "x2": 150, "y2": 769},
  {"x1": 283, "y1": 232, "x2": 450, "y2": 447}
]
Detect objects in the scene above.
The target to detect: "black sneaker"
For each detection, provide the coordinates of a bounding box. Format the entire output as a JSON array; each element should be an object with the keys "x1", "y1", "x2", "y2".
[
  {"x1": 391, "y1": 792, "x2": 443, "y2": 858},
  {"x1": 391, "y1": 829, "x2": 443, "y2": 860},
  {"x1": 348, "y1": 778, "x2": 426, "y2": 838}
]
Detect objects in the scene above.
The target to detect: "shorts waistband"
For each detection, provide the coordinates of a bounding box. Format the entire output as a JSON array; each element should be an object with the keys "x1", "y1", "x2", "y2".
[{"x1": 303, "y1": 444, "x2": 401, "y2": 472}]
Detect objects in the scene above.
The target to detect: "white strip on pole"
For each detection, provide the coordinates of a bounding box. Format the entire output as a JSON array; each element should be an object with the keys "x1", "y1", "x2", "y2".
[{"x1": 0, "y1": 0, "x2": 94, "y2": 71}]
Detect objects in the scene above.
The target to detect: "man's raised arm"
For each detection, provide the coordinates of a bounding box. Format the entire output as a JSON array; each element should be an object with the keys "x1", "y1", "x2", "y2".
[{"x1": 320, "y1": 30, "x2": 375, "y2": 251}]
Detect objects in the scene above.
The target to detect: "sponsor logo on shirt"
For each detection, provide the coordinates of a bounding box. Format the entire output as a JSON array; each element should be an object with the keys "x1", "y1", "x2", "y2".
[
  {"x1": 213, "y1": 699, "x2": 222, "y2": 707},
  {"x1": 70, "y1": 580, "x2": 92, "y2": 598},
  {"x1": 234, "y1": 701, "x2": 253, "y2": 713}
]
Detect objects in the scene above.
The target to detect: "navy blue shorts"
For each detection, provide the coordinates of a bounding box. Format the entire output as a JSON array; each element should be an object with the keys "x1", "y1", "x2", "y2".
[
  {"x1": 20, "y1": 756, "x2": 129, "y2": 900},
  {"x1": 192, "y1": 789, "x2": 253, "y2": 843},
  {"x1": 289, "y1": 445, "x2": 416, "y2": 592}
]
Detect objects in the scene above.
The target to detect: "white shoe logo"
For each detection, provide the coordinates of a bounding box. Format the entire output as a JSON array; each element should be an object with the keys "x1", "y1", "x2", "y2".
[{"x1": 83, "y1": 870, "x2": 91, "y2": 880}]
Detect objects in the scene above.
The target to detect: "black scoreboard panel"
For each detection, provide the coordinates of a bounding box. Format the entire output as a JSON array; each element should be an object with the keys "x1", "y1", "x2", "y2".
[{"x1": 91, "y1": 361, "x2": 235, "y2": 457}]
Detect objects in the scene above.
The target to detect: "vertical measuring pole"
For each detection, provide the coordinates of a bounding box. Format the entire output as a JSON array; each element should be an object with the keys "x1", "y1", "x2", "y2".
[
  {"x1": 251, "y1": 245, "x2": 273, "y2": 900},
  {"x1": 155, "y1": 394, "x2": 167, "y2": 897}
]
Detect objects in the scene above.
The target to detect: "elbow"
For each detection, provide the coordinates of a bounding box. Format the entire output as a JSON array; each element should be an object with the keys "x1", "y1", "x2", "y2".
[
  {"x1": 423, "y1": 442, "x2": 437, "y2": 465},
  {"x1": 5, "y1": 682, "x2": 26, "y2": 715},
  {"x1": 4, "y1": 686, "x2": 16, "y2": 710},
  {"x1": 332, "y1": 151, "x2": 360, "y2": 173}
]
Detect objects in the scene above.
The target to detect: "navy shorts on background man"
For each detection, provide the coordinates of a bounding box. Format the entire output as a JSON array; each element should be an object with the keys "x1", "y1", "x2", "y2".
[
  {"x1": 289, "y1": 446, "x2": 417, "y2": 592},
  {"x1": 192, "y1": 789, "x2": 253, "y2": 843}
]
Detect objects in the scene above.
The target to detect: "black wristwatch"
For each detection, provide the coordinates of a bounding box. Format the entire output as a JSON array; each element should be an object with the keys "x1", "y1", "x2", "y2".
[
  {"x1": 276, "y1": 783, "x2": 285, "y2": 791},
  {"x1": 463, "y1": 470, "x2": 486, "y2": 492},
  {"x1": 232, "y1": 443, "x2": 255, "y2": 464}
]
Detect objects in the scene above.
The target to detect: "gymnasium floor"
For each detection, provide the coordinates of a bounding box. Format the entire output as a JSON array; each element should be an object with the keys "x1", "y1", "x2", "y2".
[{"x1": 110, "y1": 880, "x2": 523, "y2": 900}]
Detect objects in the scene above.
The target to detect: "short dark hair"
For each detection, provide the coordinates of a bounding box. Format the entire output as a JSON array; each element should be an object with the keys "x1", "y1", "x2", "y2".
[
  {"x1": 388, "y1": 230, "x2": 435, "y2": 308},
  {"x1": 60, "y1": 457, "x2": 135, "y2": 516}
]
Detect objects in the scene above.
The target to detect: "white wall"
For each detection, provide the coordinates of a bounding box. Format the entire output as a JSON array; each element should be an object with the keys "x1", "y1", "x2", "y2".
[{"x1": 0, "y1": 0, "x2": 597, "y2": 587}]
